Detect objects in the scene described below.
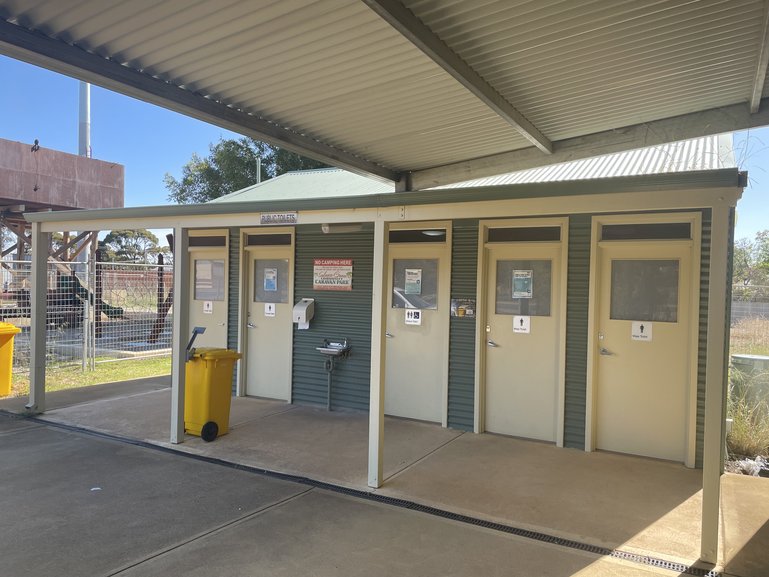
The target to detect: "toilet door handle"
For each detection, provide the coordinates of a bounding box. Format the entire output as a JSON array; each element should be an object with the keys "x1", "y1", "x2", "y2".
[
  {"x1": 247, "y1": 322, "x2": 257, "y2": 329},
  {"x1": 385, "y1": 332, "x2": 394, "y2": 338},
  {"x1": 599, "y1": 347, "x2": 614, "y2": 356},
  {"x1": 487, "y1": 340, "x2": 499, "y2": 348}
]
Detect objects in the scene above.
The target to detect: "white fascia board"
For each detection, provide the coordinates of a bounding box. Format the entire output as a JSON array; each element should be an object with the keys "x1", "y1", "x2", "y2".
[{"x1": 34, "y1": 186, "x2": 741, "y2": 234}]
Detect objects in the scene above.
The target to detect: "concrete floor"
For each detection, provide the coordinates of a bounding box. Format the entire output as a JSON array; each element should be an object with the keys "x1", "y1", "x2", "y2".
[
  {"x1": 2, "y1": 379, "x2": 768, "y2": 576},
  {"x1": 0, "y1": 413, "x2": 681, "y2": 577}
]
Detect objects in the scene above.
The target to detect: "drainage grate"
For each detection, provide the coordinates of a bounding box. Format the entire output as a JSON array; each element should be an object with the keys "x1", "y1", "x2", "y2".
[{"x1": 12, "y1": 412, "x2": 721, "y2": 577}]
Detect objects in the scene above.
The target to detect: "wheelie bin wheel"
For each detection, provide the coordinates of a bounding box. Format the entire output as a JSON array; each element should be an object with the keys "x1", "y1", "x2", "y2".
[{"x1": 201, "y1": 421, "x2": 219, "y2": 442}]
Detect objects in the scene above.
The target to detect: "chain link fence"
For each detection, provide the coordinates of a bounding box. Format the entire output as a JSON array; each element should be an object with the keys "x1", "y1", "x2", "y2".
[
  {"x1": 1, "y1": 257, "x2": 173, "y2": 373},
  {"x1": 732, "y1": 285, "x2": 769, "y2": 323}
]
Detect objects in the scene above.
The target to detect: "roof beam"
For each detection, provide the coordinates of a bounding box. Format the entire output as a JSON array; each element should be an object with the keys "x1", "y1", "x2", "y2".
[
  {"x1": 411, "y1": 99, "x2": 769, "y2": 190},
  {"x1": 0, "y1": 20, "x2": 400, "y2": 183},
  {"x1": 362, "y1": 0, "x2": 553, "y2": 154},
  {"x1": 750, "y1": 0, "x2": 769, "y2": 113}
]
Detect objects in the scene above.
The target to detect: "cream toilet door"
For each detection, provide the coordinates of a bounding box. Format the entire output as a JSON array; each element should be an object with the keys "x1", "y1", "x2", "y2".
[
  {"x1": 385, "y1": 238, "x2": 450, "y2": 423},
  {"x1": 245, "y1": 245, "x2": 293, "y2": 400},
  {"x1": 595, "y1": 242, "x2": 692, "y2": 462},
  {"x1": 189, "y1": 250, "x2": 228, "y2": 348},
  {"x1": 485, "y1": 242, "x2": 561, "y2": 441}
]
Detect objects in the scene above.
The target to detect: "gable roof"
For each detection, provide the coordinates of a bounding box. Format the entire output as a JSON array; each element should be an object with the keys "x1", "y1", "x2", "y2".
[
  {"x1": 212, "y1": 134, "x2": 736, "y2": 201},
  {"x1": 211, "y1": 168, "x2": 394, "y2": 203},
  {"x1": 437, "y1": 134, "x2": 736, "y2": 189}
]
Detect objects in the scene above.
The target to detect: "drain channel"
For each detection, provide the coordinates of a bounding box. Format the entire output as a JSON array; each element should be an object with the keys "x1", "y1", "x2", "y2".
[{"x1": 14, "y1": 413, "x2": 720, "y2": 577}]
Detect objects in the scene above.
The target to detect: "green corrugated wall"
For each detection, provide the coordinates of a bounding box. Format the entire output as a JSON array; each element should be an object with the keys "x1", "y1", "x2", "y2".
[
  {"x1": 228, "y1": 227, "x2": 240, "y2": 394},
  {"x1": 695, "y1": 209, "x2": 711, "y2": 467},
  {"x1": 291, "y1": 224, "x2": 374, "y2": 410},
  {"x1": 447, "y1": 220, "x2": 479, "y2": 430},
  {"x1": 563, "y1": 215, "x2": 592, "y2": 448}
]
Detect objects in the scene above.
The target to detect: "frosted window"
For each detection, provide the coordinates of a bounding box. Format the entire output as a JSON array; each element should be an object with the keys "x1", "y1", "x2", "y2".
[
  {"x1": 194, "y1": 259, "x2": 225, "y2": 301},
  {"x1": 610, "y1": 260, "x2": 678, "y2": 322},
  {"x1": 495, "y1": 260, "x2": 551, "y2": 316}
]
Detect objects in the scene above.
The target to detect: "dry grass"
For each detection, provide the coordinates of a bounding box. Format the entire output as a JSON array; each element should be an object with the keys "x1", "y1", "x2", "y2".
[
  {"x1": 727, "y1": 317, "x2": 769, "y2": 462},
  {"x1": 731, "y1": 317, "x2": 769, "y2": 356},
  {"x1": 727, "y1": 374, "x2": 769, "y2": 459}
]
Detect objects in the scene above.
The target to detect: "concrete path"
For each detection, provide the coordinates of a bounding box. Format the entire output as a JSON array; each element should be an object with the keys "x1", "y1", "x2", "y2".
[{"x1": 0, "y1": 412, "x2": 694, "y2": 577}]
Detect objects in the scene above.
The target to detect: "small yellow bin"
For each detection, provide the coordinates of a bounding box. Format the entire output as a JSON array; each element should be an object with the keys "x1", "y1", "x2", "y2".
[
  {"x1": 184, "y1": 348, "x2": 241, "y2": 442},
  {"x1": 0, "y1": 322, "x2": 21, "y2": 397}
]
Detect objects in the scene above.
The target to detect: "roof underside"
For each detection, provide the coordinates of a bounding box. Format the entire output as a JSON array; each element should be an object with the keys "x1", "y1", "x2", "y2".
[{"x1": 1, "y1": 0, "x2": 768, "y2": 189}]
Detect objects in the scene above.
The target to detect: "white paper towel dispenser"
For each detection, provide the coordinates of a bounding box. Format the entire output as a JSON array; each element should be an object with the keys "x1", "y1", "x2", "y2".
[{"x1": 292, "y1": 298, "x2": 315, "y2": 329}]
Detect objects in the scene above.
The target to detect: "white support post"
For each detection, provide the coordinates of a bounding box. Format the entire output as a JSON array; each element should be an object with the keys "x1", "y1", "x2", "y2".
[
  {"x1": 170, "y1": 227, "x2": 190, "y2": 444},
  {"x1": 700, "y1": 205, "x2": 731, "y2": 563},
  {"x1": 26, "y1": 222, "x2": 49, "y2": 414},
  {"x1": 368, "y1": 219, "x2": 388, "y2": 488}
]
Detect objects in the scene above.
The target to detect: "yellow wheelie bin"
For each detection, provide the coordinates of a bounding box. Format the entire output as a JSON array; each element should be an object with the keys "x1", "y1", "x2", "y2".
[
  {"x1": 184, "y1": 348, "x2": 241, "y2": 442},
  {"x1": 0, "y1": 322, "x2": 21, "y2": 397}
]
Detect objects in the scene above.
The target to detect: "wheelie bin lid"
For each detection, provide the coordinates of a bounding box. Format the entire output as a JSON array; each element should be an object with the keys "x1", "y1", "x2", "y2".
[
  {"x1": 0, "y1": 322, "x2": 21, "y2": 335},
  {"x1": 190, "y1": 348, "x2": 242, "y2": 360}
]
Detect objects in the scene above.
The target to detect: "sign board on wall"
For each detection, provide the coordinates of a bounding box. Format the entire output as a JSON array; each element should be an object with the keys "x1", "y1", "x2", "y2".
[
  {"x1": 451, "y1": 298, "x2": 476, "y2": 318},
  {"x1": 260, "y1": 212, "x2": 297, "y2": 225},
  {"x1": 313, "y1": 259, "x2": 353, "y2": 291}
]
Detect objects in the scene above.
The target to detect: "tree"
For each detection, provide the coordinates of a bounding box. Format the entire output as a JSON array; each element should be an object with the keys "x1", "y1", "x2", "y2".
[
  {"x1": 732, "y1": 230, "x2": 769, "y2": 300},
  {"x1": 101, "y1": 229, "x2": 161, "y2": 263},
  {"x1": 165, "y1": 138, "x2": 329, "y2": 204}
]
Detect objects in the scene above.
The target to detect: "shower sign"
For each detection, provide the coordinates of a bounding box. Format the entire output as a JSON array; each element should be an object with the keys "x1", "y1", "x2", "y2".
[{"x1": 313, "y1": 258, "x2": 353, "y2": 291}]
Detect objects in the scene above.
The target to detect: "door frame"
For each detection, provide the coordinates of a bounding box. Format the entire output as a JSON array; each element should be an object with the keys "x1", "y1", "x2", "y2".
[
  {"x1": 386, "y1": 220, "x2": 452, "y2": 426},
  {"x1": 237, "y1": 227, "x2": 295, "y2": 398},
  {"x1": 476, "y1": 217, "x2": 569, "y2": 444},
  {"x1": 585, "y1": 212, "x2": 702, "y2": 467}
]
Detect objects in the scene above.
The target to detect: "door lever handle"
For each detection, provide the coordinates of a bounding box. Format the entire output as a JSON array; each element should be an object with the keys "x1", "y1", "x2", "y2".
[
  {"x1": 385, "y1": 332, "x2": 394, "y2": 338},
  {"x1": 599, "y1": 347, "x2": 614, "y2": 356},
  {"x1": 487, "y1": 340, "x2": 499, "y2": 348},
  {"x1": 247, "y1": 322, "x2": 257, "y2": 329}
]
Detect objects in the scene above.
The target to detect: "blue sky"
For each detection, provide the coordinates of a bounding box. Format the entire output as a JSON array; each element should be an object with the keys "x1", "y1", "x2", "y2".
[{"x1": 1, "y1": 54, "x2": 766, "y2": 240}]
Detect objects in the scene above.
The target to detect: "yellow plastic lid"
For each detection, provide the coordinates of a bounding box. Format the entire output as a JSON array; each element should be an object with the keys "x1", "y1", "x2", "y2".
[
  {"x1": 191, "y1": 348, "x2": 242, "y2": 360},
  {"x1": 0, "y1": 322, "x2": 21, "y2": 335}
]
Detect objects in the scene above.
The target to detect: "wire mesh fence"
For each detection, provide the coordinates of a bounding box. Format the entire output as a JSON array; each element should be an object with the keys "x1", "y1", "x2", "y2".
[
  {"x1": 732, "y1": 285, "x2": 769, "y2": 323},
  {"x1": 2, "y1": 257, "x2": 173, "y2": 373}
]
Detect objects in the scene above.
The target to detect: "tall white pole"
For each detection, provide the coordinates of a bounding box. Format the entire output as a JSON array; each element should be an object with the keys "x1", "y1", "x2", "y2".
[{"x1": 78, "y1": 82, "x2": 91, "y2": 158}]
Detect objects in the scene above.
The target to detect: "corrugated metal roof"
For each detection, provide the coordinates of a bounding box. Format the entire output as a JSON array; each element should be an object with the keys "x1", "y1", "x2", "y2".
[
  {"x1": 437, "y1": 134, "x2": 736, "y2": 188},
  {"x1": 210, "y1": 168, "x2": 394, "y2": 202},
  {"x1": 213, "y1": 134, "x2": 735, "y2": 197},
  {"x1": 0, "y1": 1, "x2": 765, "y2": 186}
]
